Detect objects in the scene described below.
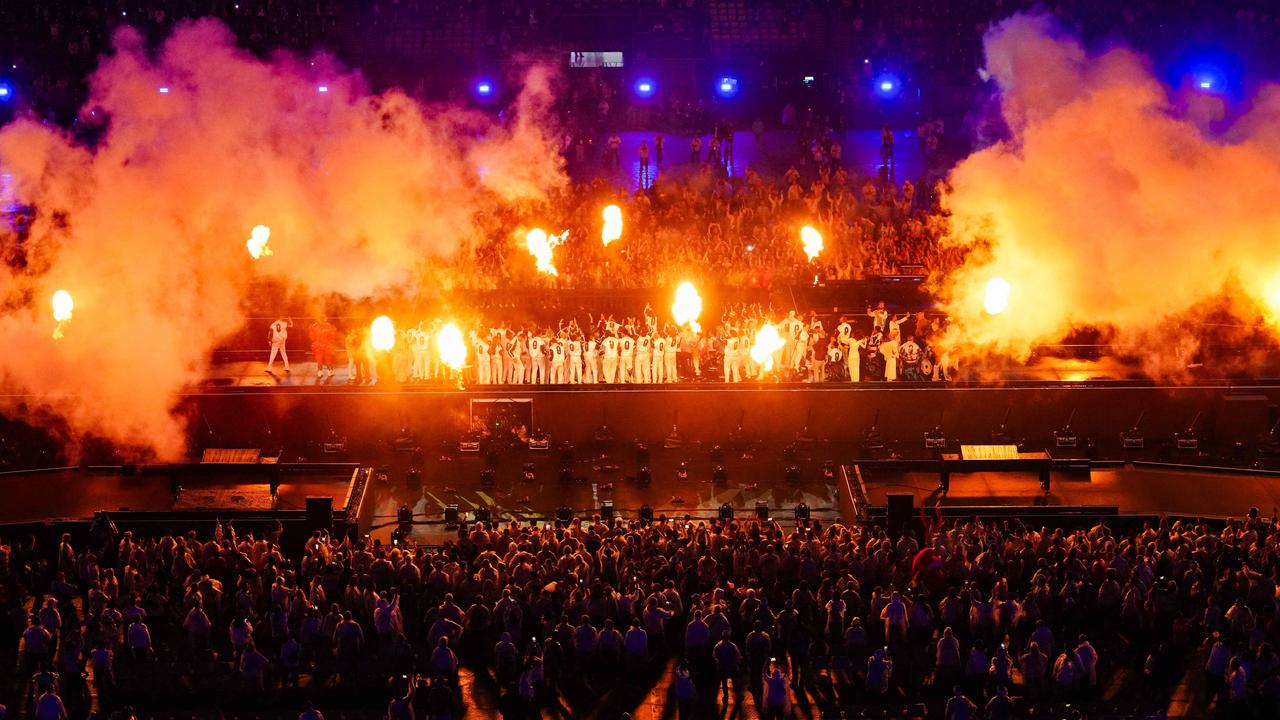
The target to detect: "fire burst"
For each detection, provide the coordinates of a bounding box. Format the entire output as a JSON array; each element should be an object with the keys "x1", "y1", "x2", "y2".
[
  {"x1": 671, "y1": 282, "x2": 703, "y2": 333},
  {"x1": 750, "y1": 323, "x2": 785, "y2": 373},
  {"x1": 246, "y1": 225, "x2": 273, "y2": 259},
  {"x1": 51, "y1": 289, "x2": 74, "y2": 340},
  {"x1": 983, "y1": 277, "x2": 1012, "y2": 315},
  {"x1": 601, "y1": 204, "x2": 623, "y2": 246},
  {"x1": 526, "y1": 228, "x2": 569, "y2": 276},
  {"x1": 436, "y1": 322, "x2": 467, "y2": 371},
  {"x1": 800, "y1": 226, "x2": 824, "y2": 261},
  {"x1": 370, "y1": 315, "x2": 396, "y2": 351}
]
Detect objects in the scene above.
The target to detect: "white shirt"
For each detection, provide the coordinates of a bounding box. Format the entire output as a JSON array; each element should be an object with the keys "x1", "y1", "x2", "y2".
[{"x1": 270, "y1": 320, "x2": 289, "y2": 343}]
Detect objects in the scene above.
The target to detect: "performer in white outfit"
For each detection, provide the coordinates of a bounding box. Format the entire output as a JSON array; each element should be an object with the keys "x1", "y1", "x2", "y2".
[
  {"x1": 723, "y1": 333, "x2": 741, "y2": 382},
  {"x1": 549, "y1": 338, "x2": 567, "y2": 384},
  {"x1": 411, "y1": 326, "x2": 430, "y2": 381},
  {"x1": 568, "y1": 337, "x2": 583, "y2": 384},
  {"x1": 601, "y1": 334, "x2": 619, "y2": 383},
  {"x1": 585, "y1": 337, "x2": 599, "y2": 383},
  {"x1": 619, "y1": 335, "x2": 635, "y2": 384},
  {"x1": 664, "y1": 334, "x2": 678, "y2": 382},
  {"x1": 267, "y1": 318, "x2": 292, "y2": 373},
  {"x1": 636, "y1": 334, "x2": 652, "y2": 383},
  {"x1": 509, "y1": 335, "x2": 525, "y2": 384},
  {"x1": 651, "y1": 335, "x2": 666, "y2": 384},
  {"x1": 489, "y1": 331, "x2": 505, "y2": 384},
  {"x1": 475, "y1": 335, "x2": 491, "y2": 384}
]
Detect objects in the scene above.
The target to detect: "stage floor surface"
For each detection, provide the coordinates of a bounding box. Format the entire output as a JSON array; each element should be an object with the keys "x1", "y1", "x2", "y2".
[{"x1": 0, "y1": 467, "x2": 356, "y2": 524}]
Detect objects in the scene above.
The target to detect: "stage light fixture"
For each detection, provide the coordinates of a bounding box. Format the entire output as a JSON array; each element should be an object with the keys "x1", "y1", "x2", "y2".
[
  {"x1": 755, "y1": 501, "x2": 770, "y2": 520},
  {"x1": 475, "y1": 80, "x2": 494, "y2": 97},
  {"x1": 634, "y1": 77, "x2": 656, "y2": 98},
  {"x1": 317, "y1": 85, "x2": 329, "y2": 94},
  {"x1": 637, "y1": 466, "x2": 652, "y2": 487},
  {"x1": 794, "y1": 503, "x2": 810, "y2": 521},
  {"x1": 158, "y1": 86, "x2": 170, "y2": 95},
  {"x1": 716, "y1": 76, "x2": 739, "y2": 98},
  {"x1": 555, "y1": 505, "x2": 574, "y2": 523},
  {"x1": 474, "y1": 507, "x2": 491, "y2": 524},
  {"x1": 785, "y1": 465, "x2": 801, "y2": 484},
  {"x1": 873, "y1": 72, "x2": 903, "y2": 99},
  {"x1": 560, "y1": 467, "x2": 574, "y2": 484},
  {"x1": 600, "y1": 500, "x2": 614, "y2": 519},
  {"x1": 718, "y1": 503, "x2": 734, "y2": 521},
  {"x1": 443, "y1": 504, "x2": 459, "y2": 524}
]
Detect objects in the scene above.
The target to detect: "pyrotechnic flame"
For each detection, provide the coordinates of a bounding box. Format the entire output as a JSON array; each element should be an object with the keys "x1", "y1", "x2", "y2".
[
  {"x1": 370, "y1": 315, "x2": 396, "y2": 351},
  {"x1": 671, "y1": 282, "x2": 703, "y2": 333},
  {"x1": 800, "y1": 226, "x2": 824, "y2": 261},
  {"x1": 750, "y1": 323, "x2": 785, "y2": 373},
  {"x1": 51, "y1": 289, "x2": 74, "y2": 340},
  {"x1": 601, "y1": 204, "x2": 623, "y2": 246},
  {"x1": 983, "y1": 278, "x2": 1011, "y2": 315},
  {"x1": 245, "y1": 225, "x2": 273, "y2": 259},
  {"x1": 436, "y1": 322, "x2": 467, "y2": 371},
  {"x1": 526, "y1": 228, "x2": 568, "y2": 276}
]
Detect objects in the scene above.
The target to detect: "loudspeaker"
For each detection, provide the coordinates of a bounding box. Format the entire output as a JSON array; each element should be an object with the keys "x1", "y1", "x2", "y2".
[
  {"x1": 886, "y1": 493, "x2": 913, "y2": 535},
  {"x1": 305, "y1": 496, "x2": 334, "y2": 533}
]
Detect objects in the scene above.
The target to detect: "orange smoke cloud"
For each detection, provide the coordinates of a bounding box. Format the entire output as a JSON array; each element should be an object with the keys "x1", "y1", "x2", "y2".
[
  {"x1": 0, "y1": 19, "x2": 565, "y2": 458},
  {"x1": 934, "y1": 13, "x2": 1280, "y2": 374}
]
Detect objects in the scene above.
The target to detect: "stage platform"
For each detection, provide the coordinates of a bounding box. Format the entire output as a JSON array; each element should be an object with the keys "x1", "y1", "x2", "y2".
[
  {"x1": 856, "y1": 463, "x2": 1280, "y2": 519},
  {"x1": 203, "y1": 355, "x2": 1151, "y2": 390},
  {"x1": 0, "y1": 464, "x2": 366, "y2": 527}
]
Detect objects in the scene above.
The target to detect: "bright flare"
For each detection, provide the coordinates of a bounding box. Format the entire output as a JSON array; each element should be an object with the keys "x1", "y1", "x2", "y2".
[
  {"x1": 750, "y1": 323, "x2": 785, "y2": 373},
  {"x1": 983, "y1": 277, "x2": 1011, "y2": 315},
  {"x1": 436, "y1": 322, "x2": 467, "y2": 371},
  {"x1": 601, "y1": 204, "x2": 623, "y2": 246},
  {"x1": 1264, "y1": 277, "x2": 1280, "y2": 324},
  {"x1": 526, "y1": 228, "x2": 568, "y2": 276},
  {"x1": 800, "y1": 225, "x2": 824, "y2": 261},
  {"x1": 370, "y1": 315, "x2": 396, "y2": 351},
  {"x1": 51, "y1": 289, "x2": 74, "y2": 340},
  {"x1": 671, "y1": 282, "x2": 703, "y2": 333},
  {"x1": 245, "y1": 225, "x2": 273, "y2": 259}
]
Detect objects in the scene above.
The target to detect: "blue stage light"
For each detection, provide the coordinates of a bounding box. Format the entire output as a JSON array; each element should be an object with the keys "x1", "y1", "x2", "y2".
[
  {"x1": 158, "y1": 86, "x2": 170, "y2": 95},
  {"x1": 474, "y1": 80, "x2": 494, "y2": 98},
  {"x1": 317, "y1": 84, "x2": 330, "y2": 94},
  {"x1": 634, "y1": 77, "x2": 656, "y2": 98},
  {"x1": 716, "y1": 76, "x2": 739, "y2": 98},
  {"x1": 873, "y1": 72, "x2": 903, "y2": 99},
  {"x1": 0, "y1": 83, "x2": 12, "y2": 101}
]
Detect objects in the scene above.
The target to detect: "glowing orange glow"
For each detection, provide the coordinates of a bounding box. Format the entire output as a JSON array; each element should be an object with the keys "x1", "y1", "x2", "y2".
[
  {"x1": 984, "y1": 277, "x2": 1011, "y2": 315},
  {"x1": 370, "y1": 315, "x2": 396, "y2": 351},
  {"x1": 51, "y1": 289, "x2": 74, "y2": 340},
  {"x1": 1265, "y1": 277, "x2": 1280, "y2": 323},
  {"x1": 671, "y1": 282, "x2": 703, "y2": 333},
  {"x1": 601, "y1": 204, "x2": 623, "y2": 246},
  {"x1": 245, "y1": 225, "x2": 273, "y2": 259},
  {"x1": 800, "y1": 226, "x2": 823, "y2": 261},
  {"x1": 750, "y1": 323, "x2": 785, "y2": 373},
  {"x1": 436, "y1": 322, "x2": 467, "y2": 370}
]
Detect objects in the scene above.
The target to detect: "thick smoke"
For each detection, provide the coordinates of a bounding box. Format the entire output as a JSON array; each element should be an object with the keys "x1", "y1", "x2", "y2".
[
  {"x1": 0, "y1": 19, "x2": 564, "y2": 459},
  {"x1": 935, "y1": 13, "x2": 1280, "y2": 375}
]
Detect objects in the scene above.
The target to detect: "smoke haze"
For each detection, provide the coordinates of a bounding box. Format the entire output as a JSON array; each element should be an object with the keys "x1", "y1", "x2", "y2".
[
  {"x1": 935, "y1": 13, "x2": 1280, "y2": 375},
  {"x1": 0, "y1": 19, "x2": 565, "y2": 458}
]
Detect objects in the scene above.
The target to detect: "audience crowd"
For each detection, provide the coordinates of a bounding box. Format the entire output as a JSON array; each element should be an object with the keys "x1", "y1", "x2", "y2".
[{"x1": 3, "y1": 507, "x2": 1280, "y2": 719}]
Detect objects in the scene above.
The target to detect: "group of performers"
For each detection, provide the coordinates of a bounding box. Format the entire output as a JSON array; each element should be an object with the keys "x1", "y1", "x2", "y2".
[{"x1": 264, "y1": 302, "x2": 954, "y2": 385}]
